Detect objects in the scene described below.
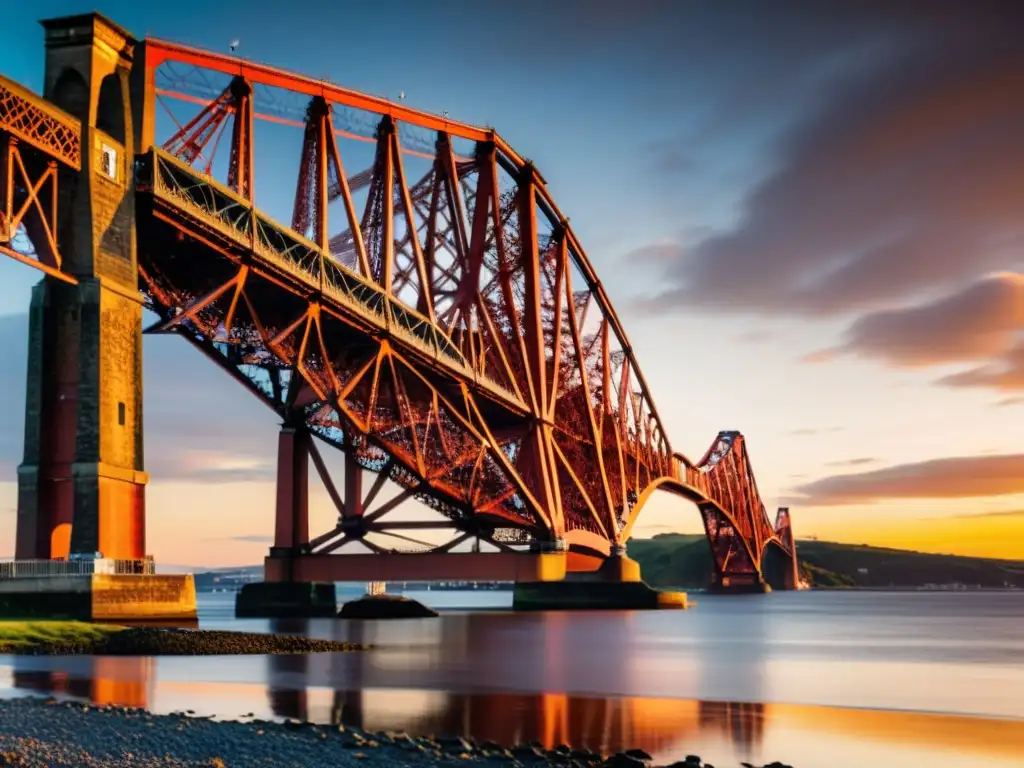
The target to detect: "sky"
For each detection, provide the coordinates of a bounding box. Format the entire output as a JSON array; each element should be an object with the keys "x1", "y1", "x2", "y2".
[{"x1": 0, "y1": 0, "x2": 1022, "y2": 566}]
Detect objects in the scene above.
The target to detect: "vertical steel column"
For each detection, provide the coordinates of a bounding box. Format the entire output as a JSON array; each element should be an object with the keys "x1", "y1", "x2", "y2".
[
  {"x1": 273, "y1": 426, "x2": 310, "y2": 554},
  {"x1": 516, "y1": 163, "x2": 564, "y2": 540},
  {"x1": 343, "y1": 451, "x2": 363, "y2": 518}
]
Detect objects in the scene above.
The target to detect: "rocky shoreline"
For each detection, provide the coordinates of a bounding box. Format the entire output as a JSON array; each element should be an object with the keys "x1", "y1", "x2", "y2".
[
  {"x1": 0, "y1": 697, "x2": 793, "y2": 768},
  {"x1": 2, "y1": 626, "x2": 367, "y2": 656}
]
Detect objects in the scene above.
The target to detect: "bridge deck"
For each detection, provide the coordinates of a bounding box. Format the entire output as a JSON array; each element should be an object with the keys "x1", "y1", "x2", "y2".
[
  {"x1": 0, "y1": 73, "x2": 80, "y2": 169},
  {"x1": 139, "y1": 148, "x2": 527, "y2": 415},
  {"x1": 265, "y1": 551, "x2": 569, "y2": 583}
]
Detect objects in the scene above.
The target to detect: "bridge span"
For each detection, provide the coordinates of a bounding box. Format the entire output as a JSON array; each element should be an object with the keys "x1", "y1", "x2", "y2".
[{"x1": 0, "y1": 12, "x2": 798, "y2": 612}]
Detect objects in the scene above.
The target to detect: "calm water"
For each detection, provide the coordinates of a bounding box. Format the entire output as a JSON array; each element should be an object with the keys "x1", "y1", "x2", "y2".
[{"x1": 2, "y1": 589, "x2": 1022, "y2": 767}]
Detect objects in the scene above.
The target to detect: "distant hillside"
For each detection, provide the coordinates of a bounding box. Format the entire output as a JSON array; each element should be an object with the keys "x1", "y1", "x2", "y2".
[
  {"x1": 186, "y1": 537, "x2": 1024, "y2": 591},
  {"x1": 628, "y1": 533, "x2": 1024, "y2": 589},
  {"x1": 192, "y1": 567, "x2": 262, "y2": 592}
]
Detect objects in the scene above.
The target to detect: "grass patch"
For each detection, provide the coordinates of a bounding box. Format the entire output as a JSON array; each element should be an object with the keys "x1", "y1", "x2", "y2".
[{"x1": 0, "y1": 621, "x2": 124, "y2": 652}]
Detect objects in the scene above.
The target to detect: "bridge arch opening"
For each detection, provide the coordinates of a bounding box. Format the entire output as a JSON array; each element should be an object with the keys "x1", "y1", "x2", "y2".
[
  {"x1": 95, "y1": 72, "x2": 126, "y2": 145},
  {"x1": 50, "y1": 523, "x2": 71, "y2": 561},
  {"x1": 49, "y1": 68, "x2": 88, "y2": 125},
  {"x1": 761, "y1": 540, "x2": 798, "y2": 591},
  {"x1": 617, "y1": 483, "x2": 716, "y2": 583},
  {"x1": 624, "y1": 483, "x2": 706, "y2": 539},
  {"x1": 622, "y1": 475, "x2": 767, "y2": 589}
]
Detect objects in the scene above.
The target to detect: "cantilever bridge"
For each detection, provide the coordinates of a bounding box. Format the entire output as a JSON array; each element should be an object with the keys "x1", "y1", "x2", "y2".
[{"x1": 0, "y1": 13, "x2": 798, "y2": 592}]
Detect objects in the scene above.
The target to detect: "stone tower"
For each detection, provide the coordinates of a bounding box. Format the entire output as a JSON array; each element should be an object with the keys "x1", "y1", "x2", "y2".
[{"x1": 15, "y1": 13, "x2": 147, "y2": 561}]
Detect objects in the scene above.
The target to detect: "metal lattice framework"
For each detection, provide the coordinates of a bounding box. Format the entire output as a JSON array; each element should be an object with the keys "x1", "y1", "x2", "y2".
[
  {"x1": 0, "y1": 73, "x2": 80, "y2": 284},
  {"x1": 0, "y1": 74, "x2": 80, "y2": 168},
  {"x1": 0, "y1": 35, "x2": 797, "y2": 587}
]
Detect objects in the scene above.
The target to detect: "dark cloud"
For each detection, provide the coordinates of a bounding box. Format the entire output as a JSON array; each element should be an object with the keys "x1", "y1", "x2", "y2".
[
  {"x1": 0, "y1": 313, "x2": 279, "y2": 484},
  {"x1": 938, "y1": 341, "x2": 1024, "y2": 392},
  {"x1": 638, "y1": 3, "x2": 1024, "y2": 318},
  {"x1": 825, "y1": 457, "x2": 877, "y2": 468},
  {"x1": 649, "y1": 142, "x2": 697, "y2": 177},
  {"x1": 802, "y1": 273, "x2": 1024, "y2": 378},
  {"x1": 789, "y1": 454, "x2": 1024, "y2": 506}
]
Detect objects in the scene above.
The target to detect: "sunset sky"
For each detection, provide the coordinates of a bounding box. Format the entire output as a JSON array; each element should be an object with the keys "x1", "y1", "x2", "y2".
[{"x1": 0, "y1": 0, "x2": 1022, "y2": 566}]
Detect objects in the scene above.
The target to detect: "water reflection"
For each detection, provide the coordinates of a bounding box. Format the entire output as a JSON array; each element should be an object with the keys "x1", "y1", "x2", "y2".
[
  {"x1": 193, "y1": 591, "x2": 1024, "y2": 722},
  {"x1": 13, "y1": 657, "x2": 154, "y2": 708},
  {"x1": 267, "y1": 679, "x2": 767, "y2": 761},
  {"x1": 7, "y1": 654, "x2": 1024, "y2": 768},
  {"x1": 264, "y1": 614, "x2": 768, "y2": 760},
  {"x1": 6, "y1": 590, "x2": 1024, "y2": 767}
]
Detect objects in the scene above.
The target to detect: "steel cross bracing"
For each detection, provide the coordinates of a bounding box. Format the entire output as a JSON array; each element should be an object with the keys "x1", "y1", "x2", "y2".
[
  {"x1": 134, "y1": 39, "x2": 796, "y2": 580},
  {"x1": 0, "y1": 32, "x2": 797, "y2": 586},
  {"x1": 0, "y1": 73, "x2": 81, "y2": 283}
]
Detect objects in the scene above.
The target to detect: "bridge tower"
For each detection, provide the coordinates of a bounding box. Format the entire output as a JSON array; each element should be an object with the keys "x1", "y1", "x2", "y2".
[{"x1": 15, "y1": 14, "x2": 147, "y2": 561}]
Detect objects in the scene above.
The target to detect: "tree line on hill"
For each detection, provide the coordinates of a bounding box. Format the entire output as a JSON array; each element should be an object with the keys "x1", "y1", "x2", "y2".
[{"x1": 626, "y1": 533, "x2": 1024, "y2": 589}]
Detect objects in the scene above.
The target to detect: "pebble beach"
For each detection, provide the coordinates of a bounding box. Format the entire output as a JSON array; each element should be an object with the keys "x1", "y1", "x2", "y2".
[{"x1": 0, "y1": 697, "x2": 792, "y2": 768}]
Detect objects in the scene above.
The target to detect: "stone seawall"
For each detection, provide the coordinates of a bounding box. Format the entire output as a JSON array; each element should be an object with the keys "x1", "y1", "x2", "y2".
[
  {"x1": 91, "y1": 574, "x2": 197, "y2": 621},
  {"x1": 0, "y1": 576, "x2": 93, "y2": 619},
  {"x1": 0, "y1": 574, "x2": 197, "y2": 621}
]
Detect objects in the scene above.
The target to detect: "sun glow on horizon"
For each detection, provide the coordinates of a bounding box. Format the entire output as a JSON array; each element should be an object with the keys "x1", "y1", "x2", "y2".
[{"x1": 0, "y1": 478, "x2": 1020, "y2": 567}]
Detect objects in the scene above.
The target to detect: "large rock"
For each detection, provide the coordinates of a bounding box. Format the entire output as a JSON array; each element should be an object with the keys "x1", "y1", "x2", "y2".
[{"x1": 338, "y1": 594, "x2": 439, "y2": 619}]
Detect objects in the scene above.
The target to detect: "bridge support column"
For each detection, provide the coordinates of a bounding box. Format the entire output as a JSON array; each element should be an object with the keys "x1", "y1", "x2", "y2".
[
  {"x1": 16, "y1": 14, "x2": 150, "y2": 563},
  {"x1": 271, "y1": 426, "x2": 310, "y2": 564},
  {"x1": 16, "y1": 281, "x2": 78, "y2": 560},
  {"x1": 237, "y1": 426, "x2": 335, "y2": 618},
  {"x1": 785, "y1": 524, "x2": 800, "y2": 590},
  {"x1": 513, "y1": 542, "x2": 688, "y2": 611},
  {"x1": 710, "y1": 574, "x2": 771, "y2": 594}
]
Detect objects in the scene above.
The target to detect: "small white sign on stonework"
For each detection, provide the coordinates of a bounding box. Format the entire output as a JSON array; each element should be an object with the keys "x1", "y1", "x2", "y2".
[{"x1": 100, "y1": 143, "x2": 118, "y2": 181}]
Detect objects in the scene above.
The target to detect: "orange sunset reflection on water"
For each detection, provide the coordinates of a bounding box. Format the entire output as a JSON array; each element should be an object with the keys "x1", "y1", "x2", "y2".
[{"x1": 4, "y1": 657, "x2": 1023, "y2": 768}]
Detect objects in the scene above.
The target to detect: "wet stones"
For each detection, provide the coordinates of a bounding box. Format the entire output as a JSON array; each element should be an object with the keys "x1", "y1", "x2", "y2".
[
  {"x1": 604, "y1": 753, "x2": 648, "y2": 767},
  {"x1": 0, "y1": 696, "x2": 797, "y2": 767},
  {"x1": 12, "y1": 627, "x2": 368, "y2": 656}
]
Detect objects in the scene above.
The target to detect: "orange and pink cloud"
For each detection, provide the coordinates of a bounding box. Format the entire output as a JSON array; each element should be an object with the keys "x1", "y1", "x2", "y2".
[
  {"x1": 789, "y1": 453, "x2": 1024, "y2": 506},
  {"x1": 799, "y1": 273, "x2": 1024, "y2": 393}
]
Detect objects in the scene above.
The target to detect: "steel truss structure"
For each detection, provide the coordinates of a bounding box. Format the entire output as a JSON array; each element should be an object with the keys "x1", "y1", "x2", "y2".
[
  {"x1": 0, "y1": 30, "x2": 799, "y2": 588},
  {"x1": 0, "y1": 73, "x2": 80, "y2": 283}
]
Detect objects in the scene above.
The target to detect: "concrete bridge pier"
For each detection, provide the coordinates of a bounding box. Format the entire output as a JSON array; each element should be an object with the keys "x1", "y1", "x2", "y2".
[
  {"x1": 709, "y1": 574, "x2": 772, "y2": 594},
  {"x1": 16, "y1": 13, "x2": 148, "y2": 563},
  {"x1": 512, "y1": 543, "x2": 688, "y2": 611},
  {"x1": 237, "y1": 437, "x2": 690, "y2": 616},
  {"x1": 236, "y1": 426, "x2": 337, "y2": 618},
  {"x1": 5, "y1": 13, "x2": 195, "y2": 621}
]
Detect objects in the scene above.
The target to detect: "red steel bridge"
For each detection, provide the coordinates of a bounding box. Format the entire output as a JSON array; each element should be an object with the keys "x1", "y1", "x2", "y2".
[{"x1": 0, "y1": 13, "x2": 798, "y2": 592}]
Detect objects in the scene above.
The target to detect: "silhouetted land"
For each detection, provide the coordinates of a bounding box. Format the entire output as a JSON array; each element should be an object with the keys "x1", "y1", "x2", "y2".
[
  {"x1": 191, "y1": 537, "x2": 1024, "y2": 592},
  {"x1": 628, "y1": 534, "x2": 1024, "y2": 589}
]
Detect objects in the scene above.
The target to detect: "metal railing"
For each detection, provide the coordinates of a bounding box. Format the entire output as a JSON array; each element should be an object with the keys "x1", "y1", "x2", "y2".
[
  {"x1": 0, "y1": 557, "x2": 156, "y2": 579},
  {"x1": 145, "y1": 149, "x2": 526, "y2": 411}
]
